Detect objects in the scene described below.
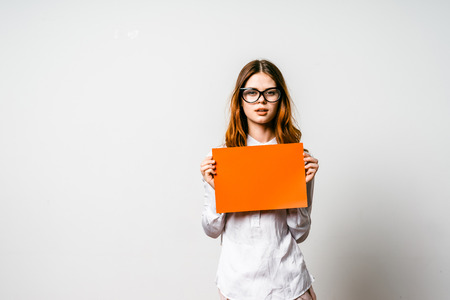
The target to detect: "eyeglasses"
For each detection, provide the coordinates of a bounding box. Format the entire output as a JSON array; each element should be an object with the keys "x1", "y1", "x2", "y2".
[{"x1": 240, "y1": 87, "x2": 282, "y2": 103}]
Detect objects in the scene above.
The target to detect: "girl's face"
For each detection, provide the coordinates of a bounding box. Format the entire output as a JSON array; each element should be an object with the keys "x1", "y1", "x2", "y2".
[{"x1": 241, "y1": 72, "x2": 279, "y2": 128}]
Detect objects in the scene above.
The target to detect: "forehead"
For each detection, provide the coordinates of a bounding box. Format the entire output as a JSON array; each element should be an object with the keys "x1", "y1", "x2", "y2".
[{"x1": 244, "y1": 72, "x2": 276, "y2": 89}]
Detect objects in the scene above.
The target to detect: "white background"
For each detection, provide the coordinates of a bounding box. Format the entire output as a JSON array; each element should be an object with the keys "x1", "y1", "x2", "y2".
[{"x1": 1, "y1": 1, "x2": 449, "y2": 299}]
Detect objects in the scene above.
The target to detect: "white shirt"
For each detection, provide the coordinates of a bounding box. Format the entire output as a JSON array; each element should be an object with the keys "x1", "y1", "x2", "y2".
[{"x1": 202, "y1": 135, "x2": 315, "y2": 300}]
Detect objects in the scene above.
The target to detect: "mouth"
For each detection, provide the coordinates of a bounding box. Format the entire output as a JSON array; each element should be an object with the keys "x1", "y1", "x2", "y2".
[{"x1": 255, "y1": 108, "x2": 268, "y2": 115}]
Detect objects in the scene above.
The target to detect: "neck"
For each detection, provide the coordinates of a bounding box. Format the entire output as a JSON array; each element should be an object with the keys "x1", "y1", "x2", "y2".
[{"x1": 247, "y1": 123, "x2": 276, "y2": 144}]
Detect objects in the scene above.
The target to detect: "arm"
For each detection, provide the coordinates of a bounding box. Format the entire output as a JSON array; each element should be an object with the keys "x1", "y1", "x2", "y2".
[
  {"x1": 200, "y1": 152, "x2": 226, "y2": 238},
  {"x1": 287, "y1": 151, "x2": 318, "y2": 243},
  {"x1": 201, "y1": 177, "x2": 226, "y2": 238},
  {"x1": 287, "y1": 177, "x2": 314, "y2": 243}
]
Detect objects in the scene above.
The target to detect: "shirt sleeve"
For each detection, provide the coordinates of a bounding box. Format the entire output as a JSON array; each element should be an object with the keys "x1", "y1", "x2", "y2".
[
  {"x1": 286, "y1": 174, "x2": 315, "y2": 244},
  {"x1": 201, "y1": 157, "x2": 226, "y2": 238}
]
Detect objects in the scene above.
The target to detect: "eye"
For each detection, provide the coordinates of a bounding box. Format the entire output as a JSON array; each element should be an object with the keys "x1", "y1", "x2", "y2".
[{"x1": 244, "y1": 90, "x2": 258, "y2": 96}]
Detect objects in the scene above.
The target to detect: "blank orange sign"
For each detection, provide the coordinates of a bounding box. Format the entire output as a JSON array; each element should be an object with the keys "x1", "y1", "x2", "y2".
[{"x1": 212, "y1": 143, "x2": 307, "y2": 213}]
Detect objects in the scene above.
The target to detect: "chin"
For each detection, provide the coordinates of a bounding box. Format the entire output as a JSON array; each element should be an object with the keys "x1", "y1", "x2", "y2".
[{"x1": 251, "y1": 117, "x2": 276, "y2": 125}]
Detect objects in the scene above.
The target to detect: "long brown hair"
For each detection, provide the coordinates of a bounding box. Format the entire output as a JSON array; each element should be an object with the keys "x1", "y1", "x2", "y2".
[{"x1": 225, "y1": 59, "x2": 302, "y2": 147}]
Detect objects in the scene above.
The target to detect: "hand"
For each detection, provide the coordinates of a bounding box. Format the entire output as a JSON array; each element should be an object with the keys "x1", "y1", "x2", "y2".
[
  {"x1": 304, "y1": 152, "x2": 319, "y2": 183},
  {"x1": 200, "y1": 155, "x2": 216, "y2": 189},
  {"x1": 308, "y1": 285, "x2": 317, "y2": 300}
]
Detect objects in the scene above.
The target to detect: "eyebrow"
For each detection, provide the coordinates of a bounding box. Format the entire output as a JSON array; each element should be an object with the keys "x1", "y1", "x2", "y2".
[{"x1": 241, "y1": 87, "x2": 278, "y2": 91}]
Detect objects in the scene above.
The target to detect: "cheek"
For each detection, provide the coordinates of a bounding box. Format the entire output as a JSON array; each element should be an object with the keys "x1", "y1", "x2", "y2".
[
  {"x1": 266, "y1": 104, "x2": 279, "y2": 122},
  {"x1": 270, "y1": 103, "x2": 279, "y2": 115},
  {"x1": 241, "y1": 102, "x2": 251, "y2": 117}
]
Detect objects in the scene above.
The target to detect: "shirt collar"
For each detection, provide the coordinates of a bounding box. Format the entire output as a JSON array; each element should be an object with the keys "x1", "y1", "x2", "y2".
[{"x1": 247, "y1": 134, "x2": 278, "y2": 146}]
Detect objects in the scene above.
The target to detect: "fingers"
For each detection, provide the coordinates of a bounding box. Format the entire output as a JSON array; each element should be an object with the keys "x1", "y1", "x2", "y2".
[
  {"x1": 304, "y1": 158, "x2": 319, "y2": 165},
  {"x1": 200, "y1": 156, "x2": 217, "y2": 177},
  {"x1": 305, "y1": 165, "x2": 318, "y2": 176},
  {"x1": 205, "y1": 168, "x2": 217, "y2": 177},
  {"x1": 304, "y1": 163, "x2": 319, "y2": 170},
  {"x1": 201, "y1": 160, "x2": 216, "y2": 168},
  {"x1": 200, "y1": 156, "x2": 214, "y2": 165},
  {"x1": 304, "y1": 152, "x2": 319, "y2": 183},
  {"x1": 303, "y1": 153, "x2": 318, "y2": 164},
  {"x1": 308, "y1": 286, "x2": 317, "y2": 300},
  {"x1": 200, "y1": 157, "x2": 215, "y2": 168},
  {"x1": 201, "y1": 165, "x2": 216, "y2": 174},
  {"x1": 200, "y1": 163, "x2": 216, "y2": 176},
  {"x1": 306, "y1": 168, "x2": 317, "y2": 176}
]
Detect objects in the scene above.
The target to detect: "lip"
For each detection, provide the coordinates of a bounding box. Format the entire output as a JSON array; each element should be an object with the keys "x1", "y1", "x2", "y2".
[
  {"x1": 255, "y1": 108, "x2": 268, "y2": 112},
  {"x1": 255, "y1": 109, "x2": 268, "y2": 115}
]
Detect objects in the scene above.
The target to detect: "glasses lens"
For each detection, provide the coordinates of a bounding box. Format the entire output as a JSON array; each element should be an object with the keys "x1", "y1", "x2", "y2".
[
  {"x1": 263, "y1": 88, "x2": 281, "y2": 102},
  {"x1": 242, "y1": 89, "x2": 260, "y2": 102}
]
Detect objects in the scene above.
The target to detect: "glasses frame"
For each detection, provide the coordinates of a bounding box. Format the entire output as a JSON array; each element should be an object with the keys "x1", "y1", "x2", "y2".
[{"x1": 239, "y1": 87, "x2": 282, "y2": 103}]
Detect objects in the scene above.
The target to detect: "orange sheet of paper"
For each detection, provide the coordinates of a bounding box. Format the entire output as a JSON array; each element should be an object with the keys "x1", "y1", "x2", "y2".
[{"x1": 212, "y1": 143, "x2": 307, "y2": 213}]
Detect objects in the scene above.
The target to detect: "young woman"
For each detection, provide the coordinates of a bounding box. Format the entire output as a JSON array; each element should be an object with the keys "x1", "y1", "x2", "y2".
[{"x1": 200, "y1": 60, "x2": 319, "y2": 300}]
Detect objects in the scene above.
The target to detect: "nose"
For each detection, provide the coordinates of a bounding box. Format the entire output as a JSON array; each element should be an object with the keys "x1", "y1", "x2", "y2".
[{"x1": 257, "y1": 92, "x2": 267, "y2": 104}]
